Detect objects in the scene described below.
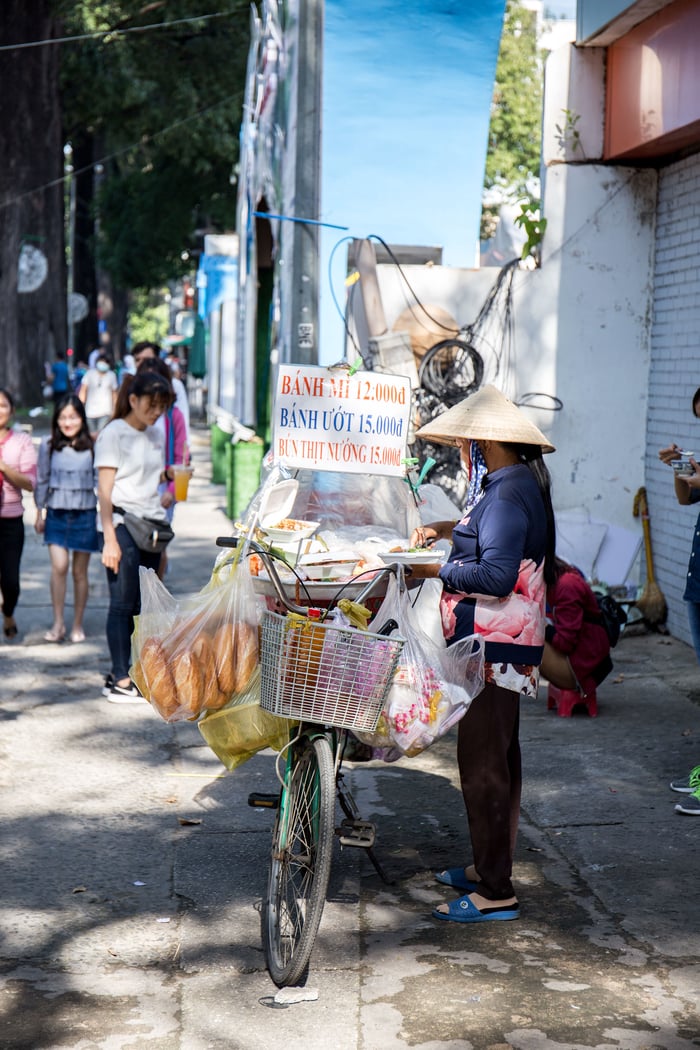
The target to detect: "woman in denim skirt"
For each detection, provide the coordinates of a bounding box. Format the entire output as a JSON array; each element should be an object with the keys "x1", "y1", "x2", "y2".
[{"x1": 34, "y1": 395, "x2": 99, "y2": 643}]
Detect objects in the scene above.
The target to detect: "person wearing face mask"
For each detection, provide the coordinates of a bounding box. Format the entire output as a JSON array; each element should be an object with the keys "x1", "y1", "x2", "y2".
[
  {"x1": 94, "y1": 371, "x2": 175, "y2": 703},
  {"x1": 78, "y1": 353, "x2": 118, "y2": 436}
]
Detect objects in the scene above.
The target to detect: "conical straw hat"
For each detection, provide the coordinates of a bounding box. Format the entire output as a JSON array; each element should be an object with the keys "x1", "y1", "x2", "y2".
[{"x1": 415, "y1": 384, "x2": 555, "y2": 453}]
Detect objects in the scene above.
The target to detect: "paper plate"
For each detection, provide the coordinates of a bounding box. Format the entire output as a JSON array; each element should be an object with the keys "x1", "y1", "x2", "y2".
[
  {"x1": 377, "y1": 549, "x2": 447, "y2": 566},
  {"x1": 262, "y1": 520, "x2": 320, "y2": 542}
]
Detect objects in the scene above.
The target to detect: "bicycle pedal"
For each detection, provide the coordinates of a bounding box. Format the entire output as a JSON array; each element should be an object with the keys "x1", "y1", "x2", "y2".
[
  {"x1": 336, "y1": 818, "x2": 376, "y2": 849},
  {"x1": 247, "y1": 792, "x2": 279, "y2": 809}
]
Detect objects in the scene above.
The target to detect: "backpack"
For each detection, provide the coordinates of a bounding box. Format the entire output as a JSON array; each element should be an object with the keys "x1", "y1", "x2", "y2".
[{"x1": 588, "y1": 593, "x2": 627, "y2": 648}]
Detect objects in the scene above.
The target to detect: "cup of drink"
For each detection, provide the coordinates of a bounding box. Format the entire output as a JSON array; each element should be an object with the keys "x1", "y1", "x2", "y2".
[{"x1": 173, "y1": 465, "x2": 193, "y2": 501}]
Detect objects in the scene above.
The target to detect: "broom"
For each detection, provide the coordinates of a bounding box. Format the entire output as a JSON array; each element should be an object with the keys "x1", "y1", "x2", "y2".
[{"x1": 632, "y1": 486, "x2": 668, "y2": 625}]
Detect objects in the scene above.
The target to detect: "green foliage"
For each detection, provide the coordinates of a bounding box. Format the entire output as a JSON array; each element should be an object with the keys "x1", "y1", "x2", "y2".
[
  {"x1": 513, "y1": 197, "x2": 547, "y2": 260},
  {"x1": 554, "y1": 108, "x2": 584, "y2": 157},
  {"x1": 481, "y1": 0, "x2": 543, "y2": 241},
  {"x1": 55, "y1": 0, "x2": 252, "y2": 293},
  {"x1": 128, "y1": 287, "x2": 170, "y2": 344}
]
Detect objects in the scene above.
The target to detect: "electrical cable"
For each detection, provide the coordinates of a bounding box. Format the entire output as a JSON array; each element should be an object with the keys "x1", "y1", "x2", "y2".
[
  {"x1": 0, "y1": 10, "x2": 240, "y2": 51},
  {"x1": 367, "y1": 234, "x2": 459, "y2": 334}
]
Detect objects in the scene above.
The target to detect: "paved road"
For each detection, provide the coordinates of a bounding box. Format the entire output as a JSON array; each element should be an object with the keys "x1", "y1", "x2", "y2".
[{"x1": 1, "y1": 423, "x2": 699, "y2": 1049}]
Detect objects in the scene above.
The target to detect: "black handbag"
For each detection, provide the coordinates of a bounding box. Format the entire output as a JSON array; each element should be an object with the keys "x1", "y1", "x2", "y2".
[{"x1": 113, "y1": 505, "x2": 174, "y2": 553}]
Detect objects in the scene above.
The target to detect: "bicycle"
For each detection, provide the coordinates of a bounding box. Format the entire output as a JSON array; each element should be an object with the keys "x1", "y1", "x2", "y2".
[{"x1": 216, "y1": 537, "x2": 404, "y2": 987}]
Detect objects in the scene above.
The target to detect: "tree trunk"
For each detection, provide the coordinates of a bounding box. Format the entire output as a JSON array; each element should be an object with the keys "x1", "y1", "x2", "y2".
[
  {"x1": 72, "y1": 132, "x2": 99, "y2": 363},
  {"x1": 0, "y1": 1, "x2": 66, "y2": 406}
]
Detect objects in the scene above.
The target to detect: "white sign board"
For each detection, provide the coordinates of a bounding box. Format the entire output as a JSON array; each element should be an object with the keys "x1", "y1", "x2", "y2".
[{"x1": 273, "y1": 365, "x2": 412, "y2": 476}]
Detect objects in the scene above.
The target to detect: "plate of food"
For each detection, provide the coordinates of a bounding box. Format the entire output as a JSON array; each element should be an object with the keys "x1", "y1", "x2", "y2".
[
  {"x1": 261, "y1": 518, "x2": 321, "y2": 542},
  {"x1": 298, "y1": 550, "x2": 359, "y2": 580},
  {"x1": 377, "y1": 546, "x2": 448, "y2": 566}
]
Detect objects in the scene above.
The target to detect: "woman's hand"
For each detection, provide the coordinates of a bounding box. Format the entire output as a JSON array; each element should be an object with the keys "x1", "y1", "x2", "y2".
[
  {"x1": 35, "y1": 512, "x2": 45, "y2": 535},
  {"x1": 101, "y1": 536, "x2": 122, "y2": 573},
  {"x1": 677, "y1": 458, "x2": 700, "y2": 491},
  {"x1": 160, "y1": 490, "x2": 174, "y2": 509},
  {"x1": 658, "y1": 443, "x2": 681, "y2": 465},
  {"x1": 409, "y1": 520, "x2": 455, "y2": 549}
]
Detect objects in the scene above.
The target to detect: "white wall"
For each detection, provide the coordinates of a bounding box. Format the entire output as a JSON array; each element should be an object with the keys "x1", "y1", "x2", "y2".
[
  {"x1": 367, "y1": 160, "x2": 656, "y2": 587},
  {"x1": 645, "y1": 152, "x2": 700, "y2": 647}
]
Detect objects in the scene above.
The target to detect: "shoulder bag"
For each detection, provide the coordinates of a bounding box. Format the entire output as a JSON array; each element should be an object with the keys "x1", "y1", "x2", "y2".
[{"x1": 112, "y1": 504, "x2": 174, "y2": 553}]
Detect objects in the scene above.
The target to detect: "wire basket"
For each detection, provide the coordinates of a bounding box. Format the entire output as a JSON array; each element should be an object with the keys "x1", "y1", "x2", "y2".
[{"x1": 259, "y1": 610, "x2": 404, "y2": 732}]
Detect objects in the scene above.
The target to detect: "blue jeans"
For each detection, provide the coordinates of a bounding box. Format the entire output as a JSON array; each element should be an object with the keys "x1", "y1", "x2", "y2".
[
  {"x1": 686, "y1": 601, "x2": 700, "y2": 664},
  {"x1": 105, "y1": 524, "x2": 161, "y2": 681}
]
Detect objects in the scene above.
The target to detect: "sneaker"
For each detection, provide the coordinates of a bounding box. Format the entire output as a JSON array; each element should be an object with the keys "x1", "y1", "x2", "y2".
[
  {"x1": 675, "y1": 787, "x2": 700, "y2": 815},
  {"x1": 102, "y1": 673, "x2": 115, "y2": 697},
  {"x1": 106, "y1": 680, "x2": 144, "y2": 704},
  {"x1": 669, "y1": 763, "x2": 700, "y2": 793}
]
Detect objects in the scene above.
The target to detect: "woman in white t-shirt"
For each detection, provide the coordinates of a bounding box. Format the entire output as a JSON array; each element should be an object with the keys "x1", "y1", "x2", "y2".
[{"x1": 95, "y1": 371, "x2": 175, "y2": 703}]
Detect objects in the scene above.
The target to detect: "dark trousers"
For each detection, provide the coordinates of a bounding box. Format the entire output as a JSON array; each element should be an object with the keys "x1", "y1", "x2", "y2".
[
  {"x1": 457, "y1": 681, "x2": 521, "y2": 900},
  {"x1": 0, "y1": 516, "x2": 25, "y2": 618},
  {"x1": 104, "y1": 524, "x2": 160, "y2": 680}
]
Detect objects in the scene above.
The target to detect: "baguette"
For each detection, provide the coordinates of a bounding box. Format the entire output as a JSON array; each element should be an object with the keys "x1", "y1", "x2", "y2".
[
  {"x1": 193, "y1": 632, "x2": 228, "y2": 711},
  {"x1": 172, "y1": 650, "x2": 204, "y2": 719},
  {"x1": 233, "y1": 620, "x2": 259, "y2": 693},
  {"x1": 213, "y1": 622, "x2": 236, "y2": 695},
  {"x1": 140, "y1": 637, "x2": 178, "y2": 719}
]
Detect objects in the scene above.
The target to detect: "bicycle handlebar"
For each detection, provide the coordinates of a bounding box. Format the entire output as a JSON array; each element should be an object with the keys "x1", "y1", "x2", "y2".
[{"x1": 215, "y1": 536, "x2": 400, "y2": 618}]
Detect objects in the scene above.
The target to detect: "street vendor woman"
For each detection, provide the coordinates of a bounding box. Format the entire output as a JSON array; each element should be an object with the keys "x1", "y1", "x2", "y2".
[{"x1": 408, "y1": 384, "x2": 556, "y2": 924}]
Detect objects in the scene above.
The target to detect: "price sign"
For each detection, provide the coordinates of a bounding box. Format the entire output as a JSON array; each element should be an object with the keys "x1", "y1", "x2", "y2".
[{"x1": 273, "y1": 365, "x2": 412, "y2": 476}]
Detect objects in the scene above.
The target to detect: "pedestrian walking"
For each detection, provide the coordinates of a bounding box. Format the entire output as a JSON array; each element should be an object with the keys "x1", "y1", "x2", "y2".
[
  {"x1": 95, "y1": 370, "x2": 175, "y2": 703},
  {"x1": 132, "y1": 341, "x2": 190, "y2": 439},
  {"x1": 0, "y1": 388, "x2": 38, "y2": 639},
  {"x1": 78, "y1": 353, "x2": 118, "y2": 436},
  {"x1": 49, "y1": 350, "x2": 70, "y2": 404},
  {"x1": 34, "y1": 395, "x2": 99, "y2": 643},
  {"x1": 410, "y1": 385, "x2": 556, "y2": 923}
]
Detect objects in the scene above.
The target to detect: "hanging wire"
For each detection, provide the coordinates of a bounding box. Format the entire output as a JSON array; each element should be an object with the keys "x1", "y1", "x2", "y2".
[{"x1": 0, "y1": 10, "x2": 239, "y2": 51}]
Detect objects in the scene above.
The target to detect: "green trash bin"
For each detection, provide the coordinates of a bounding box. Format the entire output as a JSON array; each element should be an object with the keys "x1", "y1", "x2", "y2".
[
  {"x1": 225, "y1": 440, "x2": 265, "y2": 520},
  {"x1": 210, "y1": 424, "x2": 231, "y2": 485}
]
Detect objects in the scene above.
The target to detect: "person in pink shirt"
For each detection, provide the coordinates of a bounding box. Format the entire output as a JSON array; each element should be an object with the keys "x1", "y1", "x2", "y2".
[{"x1": 0, "y1": 389, "x2": 38, "y2": 638}]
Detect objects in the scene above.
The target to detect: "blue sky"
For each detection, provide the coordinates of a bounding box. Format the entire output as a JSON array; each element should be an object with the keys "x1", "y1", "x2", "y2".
[{"x1": 319, "y1": 0, "x2": 507, "y2": 359}]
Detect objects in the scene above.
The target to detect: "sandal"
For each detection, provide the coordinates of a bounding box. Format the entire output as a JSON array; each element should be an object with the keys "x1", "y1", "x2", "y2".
[
  {"x1": 3, "y1": 617, "x2": 18, "y2": 638},
  {"x1": 432, "y1": 894, "x2": 520, "y2": 924},
  {"x1": 43, "y1": 627, "x2": 66, "y2": 643},
  {"x1": 435, "y1": 867, "x2": 479, "y2": 893},
  {"x1": 70, "y1": 629, "x2": 86, "y2": 643}
]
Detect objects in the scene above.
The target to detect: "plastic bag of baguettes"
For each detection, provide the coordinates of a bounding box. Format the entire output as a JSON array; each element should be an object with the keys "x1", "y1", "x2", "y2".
[{"x1": 130, "y1": 550, "x2": 260, "y2": 723}]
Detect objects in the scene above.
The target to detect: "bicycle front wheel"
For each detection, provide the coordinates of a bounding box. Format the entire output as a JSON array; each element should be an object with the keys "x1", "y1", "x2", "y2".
[{"x1": 262, "y1": 734, "x2": 335, "y2": 987}]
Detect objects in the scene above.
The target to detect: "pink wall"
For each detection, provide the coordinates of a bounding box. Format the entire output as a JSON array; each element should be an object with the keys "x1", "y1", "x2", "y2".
[{"x1": 605, "y1": 0, "x2": 700, "y2": 160}]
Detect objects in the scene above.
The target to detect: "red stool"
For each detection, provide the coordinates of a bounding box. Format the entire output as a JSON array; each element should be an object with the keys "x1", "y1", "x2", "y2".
[{"x1": 547, "y1": 682, "x2": 598, "y2": 717}]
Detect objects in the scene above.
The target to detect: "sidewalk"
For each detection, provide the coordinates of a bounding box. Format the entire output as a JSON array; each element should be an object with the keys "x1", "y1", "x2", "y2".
[{"x1": 1, "y1": 426, "x2": 699, "y2": 1049}]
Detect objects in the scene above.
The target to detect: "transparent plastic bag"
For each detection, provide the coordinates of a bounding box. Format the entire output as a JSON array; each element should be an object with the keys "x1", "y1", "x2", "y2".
[
  {"x1": 356, "y1": 575, "x2": 484, "y2": 757},
  {"x1": 131, "y1": 551, "x2": 260, "y2": 723}
]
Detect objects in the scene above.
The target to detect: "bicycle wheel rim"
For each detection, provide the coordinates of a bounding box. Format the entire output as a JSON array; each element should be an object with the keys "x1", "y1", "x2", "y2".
[{"x1": 262, "y1": 735, "x2": 335, "y2": 987}]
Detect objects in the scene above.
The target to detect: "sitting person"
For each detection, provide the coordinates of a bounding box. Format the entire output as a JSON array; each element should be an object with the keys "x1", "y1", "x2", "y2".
[{"x1": 540, "y1": 557, "x2": 613, "y2": 697}]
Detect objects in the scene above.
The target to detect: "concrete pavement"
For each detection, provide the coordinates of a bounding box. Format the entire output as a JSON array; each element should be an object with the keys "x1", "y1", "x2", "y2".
[{"x1": 1, "y1": 421, "x2": 699, "y2": 1049}]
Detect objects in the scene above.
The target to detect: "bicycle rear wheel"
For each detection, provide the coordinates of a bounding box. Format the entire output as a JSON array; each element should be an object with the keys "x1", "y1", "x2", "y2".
[{"x1": 262, "y1": 734, "x2": 335, "y2": 987}]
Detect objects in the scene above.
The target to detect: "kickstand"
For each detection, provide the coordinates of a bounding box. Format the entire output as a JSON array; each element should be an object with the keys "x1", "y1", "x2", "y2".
[{"x1": 336, "y1": 773, "x2": 394, "y2": 884}]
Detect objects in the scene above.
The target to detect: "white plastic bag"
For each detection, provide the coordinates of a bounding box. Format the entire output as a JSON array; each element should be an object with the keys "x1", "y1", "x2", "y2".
[{"x1": 356, "y1": 575, "x2": 484, "y2": 757}]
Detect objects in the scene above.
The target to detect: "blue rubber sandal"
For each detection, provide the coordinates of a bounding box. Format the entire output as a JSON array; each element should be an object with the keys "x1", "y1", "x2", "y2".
[
  {"x1": 435, "y1": 867, "x2": 479, "y2": 893},
  {"x1": 432, "y1": 894, "x2": 520, "y2": 923}
]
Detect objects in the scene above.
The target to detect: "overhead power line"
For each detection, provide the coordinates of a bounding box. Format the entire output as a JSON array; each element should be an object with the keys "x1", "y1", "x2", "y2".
[{"x1": 0, "y1": 9, "x2": 237, "y2": 52}]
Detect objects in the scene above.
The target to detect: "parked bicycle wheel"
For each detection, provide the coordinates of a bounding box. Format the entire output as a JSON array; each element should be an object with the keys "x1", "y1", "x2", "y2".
[{"x1": 262, "y1": 733, "x2": 335, "y2": 987}]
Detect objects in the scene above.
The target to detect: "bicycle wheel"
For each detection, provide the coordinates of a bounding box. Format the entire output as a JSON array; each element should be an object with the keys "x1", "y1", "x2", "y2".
[{"x1": 262, "y1": 734, "x2": 335, "y2": 987}]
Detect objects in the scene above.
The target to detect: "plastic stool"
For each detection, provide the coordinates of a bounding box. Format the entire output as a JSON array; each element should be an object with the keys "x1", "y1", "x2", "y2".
[{"x1": 547, "y1": 682, "x2": 598, "y2": 717}]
